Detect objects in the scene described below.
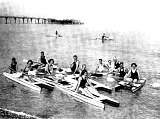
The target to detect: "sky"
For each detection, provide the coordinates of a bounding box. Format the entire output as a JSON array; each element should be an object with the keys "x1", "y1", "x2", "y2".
[{"x1": 0, "y1": 0, "x2": 160, "y2": 39}]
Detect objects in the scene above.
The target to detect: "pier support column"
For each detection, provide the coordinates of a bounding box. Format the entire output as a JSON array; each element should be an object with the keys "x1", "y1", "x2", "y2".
[
  {"x1": 9, "y1": 18, "x2": 11, "y2": 24},
  {"x1": 43, "y1": 19, "x2": 46, "y2": 24},
  {"x1": 30, "y1": 18, "x2": 32, "y2": 24},
  {"x1": 22, "y1": 18, "x2": 25, "y2": 24},
  {"x1": 18, "y1": 18, "x2": 21, "y2": 24},
  {"x1": 14, "y1": 18, "x2": 16, "y2": 23},
  {"x1": 26, "y1": 18, "x2": 29, "y2": 24},
  {"x1": 5, "y1": 17, "x2": 8, "y2": 24},
  {"x1": 37, "y1": 18, "x2": 40, "y2": 24}
]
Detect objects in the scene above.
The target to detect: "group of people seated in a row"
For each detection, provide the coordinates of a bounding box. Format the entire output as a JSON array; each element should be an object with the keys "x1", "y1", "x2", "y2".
[
  {"x1": 9, "y1": 52, "x2": 141, "y2": 93},
  {"x1": 95, "y1": 57, "x2": 140, "y2": 83}
]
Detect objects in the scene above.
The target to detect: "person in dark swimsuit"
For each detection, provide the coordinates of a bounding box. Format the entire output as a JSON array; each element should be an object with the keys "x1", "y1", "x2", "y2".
[
  {"x1": 112, "y1": 57, "x2": 120, "y2": 71},
  {"x1": 80, "y1": 64, "x2": 88, "y2": 76},
  {"x1": 116, "y1": 62, "x2": 127, "y2": 80},
  {"x1": 125, "y1": 63, "x2": 140, "y2": 83},
  {"x1": 40, "y1": 51, "x2": 47, "y2": 65},
  {"x1": 56, "y1": 30, "x2": 58, "y2": 36},
  {"x1": 75, "y1": 72, "x2": 95, "y2": 98},
  {"x1": 102, "y1": 33, "x2": 106, "y2": 43},
  {"x1": 9, "y1": 57, "x2": 18, "y2": 74},
  {"x1": 45, "y1": 59, "x2": 54, "y2": 74},
  {"x1": 36, "y1": 51, "x2": 47, "y2": 72},
  {"x1": 70, "y1": 55, "x2": 80, "y2": 74}
]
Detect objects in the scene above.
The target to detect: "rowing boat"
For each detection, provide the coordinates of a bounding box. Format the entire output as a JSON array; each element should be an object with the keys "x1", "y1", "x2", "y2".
[
  {"x1": 114, "y1": 78, "x2": 146, "y2": 93},
  {"x1": 96, "y1": 37, "x2": 114, "y2": 41},
  {"x1": 3, "y1": 72, "x2": 54, "y2": 93}
]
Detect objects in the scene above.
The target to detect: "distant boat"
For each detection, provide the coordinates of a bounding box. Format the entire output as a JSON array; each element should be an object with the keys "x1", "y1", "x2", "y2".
[
  {"x1": 96, "y1": 36, "x2": 114, "y2": 41},
  {"x1": 46, "y1": 34, "x2": 62, "y2": 38},
  {"x1": 96, "y1": 34, "x2": 114, "y2": 41}
]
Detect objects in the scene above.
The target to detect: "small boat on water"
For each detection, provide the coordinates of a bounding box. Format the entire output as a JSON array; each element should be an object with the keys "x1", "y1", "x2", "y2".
[
  {"x1": 46, "y1": 34, "x2": 62, "y2": 38},
  {"x1": 39, "y1": 74, "x2": 120, "y2": 109},
  {"x1": 2, "y1": 71, "x2": 119, "y2": 109},
  {"x1": 3, "y1": 72, "x2": 54, "y2": 93},
  {"x1": 114, "y1": 78, "x2": 146, "y2": 93}
]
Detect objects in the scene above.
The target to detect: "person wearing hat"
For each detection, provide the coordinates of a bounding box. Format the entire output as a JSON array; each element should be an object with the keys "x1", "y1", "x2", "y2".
[{"x1": 124, "y1": 63, "x2": 140, "y2": 83}]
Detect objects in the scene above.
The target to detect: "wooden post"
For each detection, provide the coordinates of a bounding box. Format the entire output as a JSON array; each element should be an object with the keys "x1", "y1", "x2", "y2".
[
  {"x1": 37, "y1": 18, "x2": 40, "y2": 24},
  {"x1": 31, "y1": 18, "x2": 32, "y2": 24},
  {"x1": 5, "y1": 17, "x2": 7, "y2": 24},
  {"x1": 14, "y1": 17, "x2": 16, "y2": 23},
  {"x1": 10, "y1": 18, "x2": 11, "y2": 24},
  {"x1": 42, "y1": 19, "x2": 43, "y2": 24},
  {"x1": 22, "y1": 18, "x2": 25, "y2": 24},
  {"x1": 26, "y1": 18, "x2": 29, "y2": 24}
]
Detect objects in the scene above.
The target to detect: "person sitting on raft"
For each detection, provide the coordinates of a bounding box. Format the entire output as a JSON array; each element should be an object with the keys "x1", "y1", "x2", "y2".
[
  {"x1": 39, "y1": 51, "x2": 47, "y2": 67},
  {"x1": 101, "y1": 33, "x2": 108, "y2": 42},
  {"x1": 124, "y1": 63, "x2": 140, "y2": 83},
  {"x1": 75, "y1": 71, "x2": 96, "y2": 98},
  {"x1": 113, "y1": 57, "x2": 120, "y2": 70},
  {"x1": 116, "y1": 62, "x2": 128, "y2": 80},
  {"x1": 35, "y1": 51, "x2": 48, "y2": 70},
  {"x1": 80, "y1": 64, "x2": 88, "y2": 76},
  {"x1": 70, "y1": 55, "x2": 80, "y2": 74},
  {"x1": 45, "y1": 59, "x2": 56, "y2": 74},
  {"x1": 23, "y1": 60, "x2": 34, "y2": 73},
  {"x1": 9, "y1": 57, "x2": 18, "y2": 74},
  {"x1": 95, "y1": 59, "x2": 108, "y2": 72},
  {"x1": 20, "y1": 60, "x2": 36, "y2": 78},
  {"x1": 106, "y1": 59, "x2": 116, "y2": 73}
]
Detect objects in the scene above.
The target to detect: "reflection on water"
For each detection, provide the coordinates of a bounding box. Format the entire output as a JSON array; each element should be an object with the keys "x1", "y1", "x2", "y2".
[{"x1": 0, "y1": 24, "x2": 160, "y2": 119}]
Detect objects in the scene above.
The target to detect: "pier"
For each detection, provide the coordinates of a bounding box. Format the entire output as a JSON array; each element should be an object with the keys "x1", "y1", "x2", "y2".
[
  {"x1": 0, "y1": 16, "x2": 48, "y2": 24},
  {"x1": 0, "y1": 16, "x2": 83, "y2": 24}
]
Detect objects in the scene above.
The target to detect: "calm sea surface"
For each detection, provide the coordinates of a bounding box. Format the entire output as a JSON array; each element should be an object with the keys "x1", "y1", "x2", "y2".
[{"x1": 0, "y1": 24, "x2": 160, "y2": 119}]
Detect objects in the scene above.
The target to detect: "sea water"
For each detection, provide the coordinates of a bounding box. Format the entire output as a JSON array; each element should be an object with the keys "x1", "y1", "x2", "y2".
[{"x1": 0, "y1": 24, "x2": 160, "y2": 119}]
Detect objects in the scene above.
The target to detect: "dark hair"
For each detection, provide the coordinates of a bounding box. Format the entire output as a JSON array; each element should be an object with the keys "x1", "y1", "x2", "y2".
[
  {"x1": 120, "y1": 62, "x2": 123, "y2": 65},
  {"x1": 27, "y1": 60, "x2": 33, "y2": 65},
  {"x1": 11, "y1": 57, "x2": 17, "y2": 64},
  {"x1": 131, "y1": 63, "x2": 137, "y2": 67},
  {"x1": 80, "y1": 70, "x2": 88, "y2": 76},
  {"x1": 12, "y1": 57, "x2": 16, "y2": 61},
  {"x1": 41, "y1": 51, "x2": 44, "y2": 54},
  {"x1": 73, "y1": 55, "x2": 77, "y2": 58},
  {"x1": 82, "y1": 64, "x2": 86, "y2": 67},
  {"x1": 99, "y1": 59, "x2": 102, "y2": 61},
  {"x1": 48, "y1": 59, "x2": 54, "y2": 63}
]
